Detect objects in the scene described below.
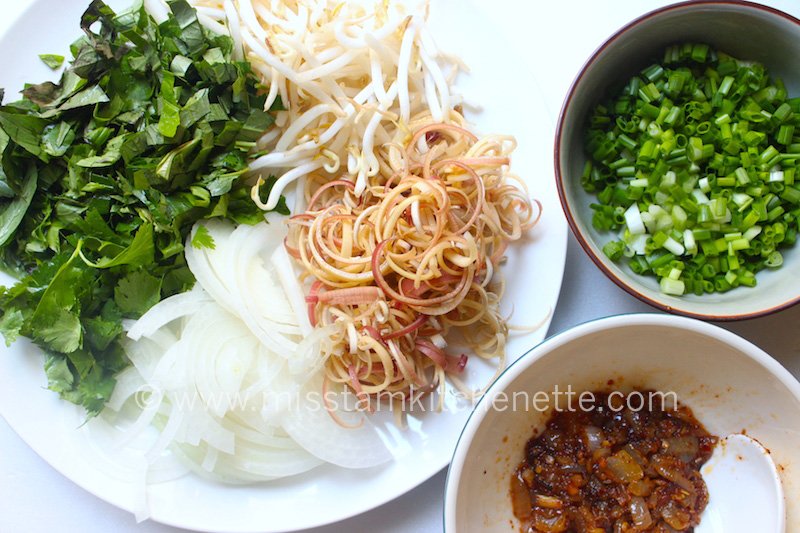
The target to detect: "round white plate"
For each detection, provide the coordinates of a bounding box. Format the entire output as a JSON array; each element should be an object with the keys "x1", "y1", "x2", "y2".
[{"x1": 0, "y1": 0, "x2": 567, "y2": 531}]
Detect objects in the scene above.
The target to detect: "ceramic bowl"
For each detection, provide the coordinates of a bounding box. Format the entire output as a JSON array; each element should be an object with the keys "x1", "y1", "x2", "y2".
[
  {"x1": 443, "y1": 314, "x2": 800, "y2": 531},
  {"x1": 555, "y1": 1, "x2": 800, "y2": 319}
]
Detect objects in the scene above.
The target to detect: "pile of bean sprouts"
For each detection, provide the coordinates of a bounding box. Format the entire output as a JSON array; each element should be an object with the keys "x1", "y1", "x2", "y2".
[{"x1": 177, "y1": 0, "x2": 461, "y2": 210}]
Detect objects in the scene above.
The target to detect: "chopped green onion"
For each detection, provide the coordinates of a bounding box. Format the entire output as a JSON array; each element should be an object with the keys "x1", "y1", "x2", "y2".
[
  {"x1": 777, "y1": 125, "x2": 795, "y2": 146},
  {"x1": 781, "y1": 186, "x2": 800, "y2": 204},
  {"x1": 729, "y1": 238, "x2": 750, "y2": 251},
  {"x1": 735, "y1": 167, "x2": 751, "y2": 185},
  {"x1": 660, "y1": 277, "x2": 685, "y2": 295},
  {"x1": 668, "y1": 267, "x2": 683, "y2": 280},
  {"x1": 769, "y1": 170, "x2": 785, "y2": 183},
  {"x1": 624, "y1": 203, "x2": 646, "y2": 235},
  {"x1": 663, "y1": 236, "x2": 685, "y2": 255},
  {"x1": 639, "y1": 82, "x2": 662, "y2": 103},
  {"x1": 584, "y1": 43, "x2": 800, "y2": 296},
  {"x1": 603, "y1": 240, "x2": 626, "y2": 261},
  {"x1": 760, "y1": 145, "x2": 780, "y2": 165},
  {"x1": 743, "y1": 225, "x2": 762, "y2": 241},
  {"x1": 765, "y1": 251, "x2": 783, "y2": 267}
]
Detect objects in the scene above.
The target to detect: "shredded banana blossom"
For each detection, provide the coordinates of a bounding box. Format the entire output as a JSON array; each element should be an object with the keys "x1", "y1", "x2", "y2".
[{"x1": 286, "y1": 111, "x2": 540, "y2": 410}]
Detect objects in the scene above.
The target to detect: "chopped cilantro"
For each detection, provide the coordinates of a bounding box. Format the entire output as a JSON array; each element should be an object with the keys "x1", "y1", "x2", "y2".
[{"x1": 191, "y1": 224, "x2": 216, "y2": 250}]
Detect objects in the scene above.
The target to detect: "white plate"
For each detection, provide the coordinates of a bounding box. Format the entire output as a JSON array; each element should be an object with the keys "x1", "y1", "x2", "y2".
[{"x1": 0, "y1": 0, "x2": 567, "y2": 531}]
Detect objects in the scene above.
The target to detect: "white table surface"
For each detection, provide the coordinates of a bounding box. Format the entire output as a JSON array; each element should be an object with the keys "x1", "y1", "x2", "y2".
[{"x1": 2, "y1": 0, "x2": 800, "y2": 532}]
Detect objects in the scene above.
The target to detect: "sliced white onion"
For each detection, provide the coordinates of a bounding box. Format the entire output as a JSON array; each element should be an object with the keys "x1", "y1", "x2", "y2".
[
  {"x1": 281, "y1": 376, "x2": 393, "y2": 469},
  {"x1": 270, "y1": 244, "x2": 313, "y2": 336},
  {"x1": 106, "y1": 366, "x2": 146, "y2": 412},
  {"x1": 188, "y1": 221, "x2": 302, "y2": 355},
  {"x1": 127, "y1": 285, "x2": 212, "y2": 341},
  {"x1": 108, "y1": 217, "x2": 389, "y2": 516}
]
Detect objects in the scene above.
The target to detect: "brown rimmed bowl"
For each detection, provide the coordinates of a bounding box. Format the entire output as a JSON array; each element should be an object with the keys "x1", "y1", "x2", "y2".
[{"x1": 555, "y1": 0, "x2": 800, "y2": 320}]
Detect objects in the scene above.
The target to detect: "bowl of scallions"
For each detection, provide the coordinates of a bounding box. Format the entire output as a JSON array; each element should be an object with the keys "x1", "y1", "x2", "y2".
[{"x1": 555, "y1": 0, "x2": 800, "y2": 319}]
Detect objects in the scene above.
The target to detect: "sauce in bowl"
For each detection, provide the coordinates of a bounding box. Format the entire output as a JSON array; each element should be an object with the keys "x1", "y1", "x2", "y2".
[{"x1": 511, "y1": 390, "x2": 717, "y2": 532}]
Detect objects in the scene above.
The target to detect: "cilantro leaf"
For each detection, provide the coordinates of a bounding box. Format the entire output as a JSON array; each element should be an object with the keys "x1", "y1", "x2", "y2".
[
  {"x1": 36, "y1": 309, "x2": 83, "y2": 353},
  {"x1": 84, "y1": 314, "x2": 123, "y2": 351},
  {"x1": 114, "y1": 270, "x2": 162, "y2": 316},
  {"x1": 0, "y1": 308, "x2": 24, "y2": 347},
  {"x1": 73, "y1": 365, "x2": 117, "y2": 417},
  {"x1": 191, "y1": 224, "x2": 215, "y2": 250},
  {"x1": 44, "y1": 354, "x2": 74, "y2": 394}
]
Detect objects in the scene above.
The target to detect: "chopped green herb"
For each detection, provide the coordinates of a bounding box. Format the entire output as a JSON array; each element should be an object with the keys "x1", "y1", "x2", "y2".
[
  {"x1": 191, "y1": 224, "x2": 216, "y2": 250},
  {"x1": 0, "y1": 0, "x2": 285, "y2": 415},
  {"x1": 39, "y1": 54, "x2": 65, "y2": 70},
  {"x1": 114, "y1": 270, "x2": 163, "y2": 316},
  {"x1": 0, "y1": 308, "x2": 24, "y2": 347}
]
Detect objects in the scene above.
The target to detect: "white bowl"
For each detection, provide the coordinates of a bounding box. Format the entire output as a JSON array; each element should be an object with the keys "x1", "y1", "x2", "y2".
[
  {"x1": 443, "y1": 314, "x2": 800, "y2": 531},
  {"x1": 555, "y1": 1, "x2": 800, "y2": 319}
]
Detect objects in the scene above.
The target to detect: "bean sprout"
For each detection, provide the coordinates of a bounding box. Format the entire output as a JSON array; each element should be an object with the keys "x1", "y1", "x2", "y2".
[{"x1": 192, "y1": 0, "x2": 456, "y2": 210}]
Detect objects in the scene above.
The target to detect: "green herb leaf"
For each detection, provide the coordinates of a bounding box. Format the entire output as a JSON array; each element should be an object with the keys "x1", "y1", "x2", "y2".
[
  {"x1": 75, "y1": 133, "x2": 125, "y2": 167},
  {"x1": 79, "y1": 223, "x2": 154, "y2": 269},
  {"x1": 0, "y1": 163, "x2": 37, "y2": 247},
  {"x1": 42, "y1": 122, "x2": 76, "y2": 157},
  {"x1": 29, "y1": 245, "x2": 87, "y2": 350},
  {"x1": 21, "y1": 82, "x2": 61, "y2": 107},
  {"x1": 0, "y1": 0, "x2": 286, "y2": 416},
  {"x1": 59, "y1": 84, "x2": 109, "y2": 111},
  {"x1": 0, "y1": 111, "x2": 48, "y2": 158},
  {"x1": 157, "y1": 72, "x2": 181, "y2": 138},
  {"x1": 39, "y1": 54, "x2": 65, "y2": 70},
  {"x1": 114, "y1": 269, "x2": 162, "y2": 316},
  {"x1": 37, "y1": 309, "x2": 83, "y2": 353},
  {"x1": 73, "y1": 365, "x2": 117, "y2": 416},
  {"x1": 84, "y1": 314, "x2": 123, "y2": 351},
  {"x1": 0, "y1": 308, "x2": 24, "y2": 347},
  {"x1": 44, "y1": 354, "x2": 74, "y2": 394},
  {"x1": 191, "y1": 224, "x2": 215, "y2": 250}
]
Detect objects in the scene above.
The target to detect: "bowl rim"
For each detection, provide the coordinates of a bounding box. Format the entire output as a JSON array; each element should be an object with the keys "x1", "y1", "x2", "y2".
[
  {"x1": 554, "y1": 0, "x2": 800, "y2": 321},
  {"x1": 442, "y1": 312, "x2": 800, "y2": 531}
]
